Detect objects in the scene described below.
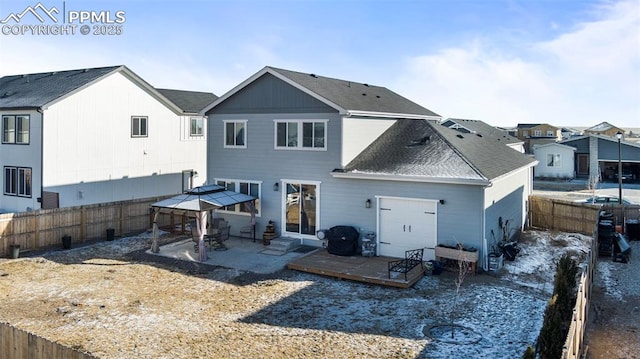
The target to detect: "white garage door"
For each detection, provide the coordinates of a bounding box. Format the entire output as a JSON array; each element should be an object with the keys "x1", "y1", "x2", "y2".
[{"x1": 378, "y1": 197, "x2": 437, "y2": 260}]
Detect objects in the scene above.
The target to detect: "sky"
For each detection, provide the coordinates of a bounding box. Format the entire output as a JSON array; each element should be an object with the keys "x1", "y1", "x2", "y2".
[{"x1": 0, "y1": 0, "x2": 638, "y2": 128}]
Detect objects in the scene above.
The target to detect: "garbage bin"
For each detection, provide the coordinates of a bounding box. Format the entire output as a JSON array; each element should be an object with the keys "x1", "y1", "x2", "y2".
[
  {"x1": 626, "y1": 219, "x2": 639, "y2": 241},
  {"x1": 106, "y1": 228, "x2": 115, "y2": 241}
]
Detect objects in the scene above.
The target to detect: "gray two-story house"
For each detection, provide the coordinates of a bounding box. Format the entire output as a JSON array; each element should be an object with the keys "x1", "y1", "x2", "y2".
[{"x1": 202, "y1": 66, "x2": 537, "y2": 270}]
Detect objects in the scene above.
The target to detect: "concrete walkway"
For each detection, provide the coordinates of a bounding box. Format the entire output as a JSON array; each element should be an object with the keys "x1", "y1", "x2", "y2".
[{"x1": 147, "y1": 236, "x2": 310, "y2": 274}]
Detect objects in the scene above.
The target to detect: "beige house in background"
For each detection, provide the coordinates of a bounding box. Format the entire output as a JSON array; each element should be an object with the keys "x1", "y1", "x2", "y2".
[
  {"x1": 516, "y1": 123, "x2": 562, "y2": 153},
  {"x1": 583, "y1": 122, "x2": 625, "y2": 138}
]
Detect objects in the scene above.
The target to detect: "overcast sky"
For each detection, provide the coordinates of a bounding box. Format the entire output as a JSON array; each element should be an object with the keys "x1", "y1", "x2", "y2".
[{"x1": 0, "y1": 0, "x2": 638, "y2": 128}]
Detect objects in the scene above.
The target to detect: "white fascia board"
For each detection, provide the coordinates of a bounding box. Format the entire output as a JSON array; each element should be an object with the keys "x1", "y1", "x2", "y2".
[
  {"x1": 346, "y1": 110, "x2": 441, "y2": 120},
  {"x1": 489, "y1": 161, "x2": 539, "y2": 183},
  {"x1": 331, "y1": 171, "x2": 490, "y2": 186}
]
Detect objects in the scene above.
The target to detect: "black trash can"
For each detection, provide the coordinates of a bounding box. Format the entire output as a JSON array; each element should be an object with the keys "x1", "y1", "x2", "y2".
[
  {"x1": 62, "y1": 235, "x2": 71, "y2": 249},
  {"x1": 626, "y1": 219, "x2": 639, "y2": 241},
  {"x1": 106, "y1": 228, "x2": 115, "y2": 241}
]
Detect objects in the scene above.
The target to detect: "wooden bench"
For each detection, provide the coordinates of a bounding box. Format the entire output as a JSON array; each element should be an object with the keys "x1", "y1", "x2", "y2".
[
  {"x1": 388, "y1": 248, "x2": 425, "y2": 281},
  {"x1": 435, "y1": 246, "x2": 478, "y2": 275}
]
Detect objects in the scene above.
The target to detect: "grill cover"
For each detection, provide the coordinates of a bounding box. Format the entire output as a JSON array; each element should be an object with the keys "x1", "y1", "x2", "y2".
[{"x1": 326, "y1": 226, "x2": 359, "y2": 256}]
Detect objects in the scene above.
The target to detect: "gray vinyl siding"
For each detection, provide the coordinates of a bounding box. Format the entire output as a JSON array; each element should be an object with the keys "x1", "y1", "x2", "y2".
[
  {"x1": 564, "y1": 138, "x2": 589, "y2": 154},
  {"x1": 598, "y1": 138, "x2": 640, "y2": 161},
  {"x1": 209, "y1": 73, "x2": 337, "y2": 115}
]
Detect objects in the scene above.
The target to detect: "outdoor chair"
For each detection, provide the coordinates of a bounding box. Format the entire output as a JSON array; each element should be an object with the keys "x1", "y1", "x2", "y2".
[
  {"x1": 388, "y1": 248, "x2": 425, "y2": 281},
  {"x1": 208, "y1": 222, "x2": 231, "y2": 251}
]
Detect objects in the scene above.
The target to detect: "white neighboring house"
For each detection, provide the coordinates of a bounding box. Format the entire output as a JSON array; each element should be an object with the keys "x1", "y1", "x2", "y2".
[
  {"x1": 532, "y1": 142, "x2": 576, "y2": 179},
  {"x1": 0, "y1": 65, "x2": 216, "y2": 213}
]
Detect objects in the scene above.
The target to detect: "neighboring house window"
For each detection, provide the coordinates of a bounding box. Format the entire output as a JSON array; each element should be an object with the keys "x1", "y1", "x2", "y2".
[
  {"x1": 215, "y1": 179, "x2": 261, "y2": 215},
  {"x1": 534, "y1": 130, "x2": 542, "y2": 137},
  {"x1": 190, "y1": 117, "x2": 203, "y2": 137},
  {"x1": 523, "y1": 130, "x2": 529, "y2": 137},
  {"x1": 546, "y1": 130, "x2": 554, "y2": 137},
  {"x1": 2, "y1": 115, "x2": 29, "y2": 144},
  {"x1": 4, "y1": 166, "x2": 31, "y2": 197},
  {"x1": 131, "y1": 116, "x2": 148, "y2": 137},
  {"x1": 224, "y1": 120, "x2": 247, "y2": 148},
  {"x1": 275, "y1": 120, "x2": 327, "y2": 150},
  {"x1": 547, "y1": 154, "x2": 561, "y2": 167}
]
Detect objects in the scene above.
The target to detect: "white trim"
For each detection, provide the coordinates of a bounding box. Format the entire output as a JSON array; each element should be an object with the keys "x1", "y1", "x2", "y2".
[
  {"x1": 273, "y1": 119, "x2": 328, "y2": 151},
  {"x1": 279, "y1": 179, "x2": 321, "y2": 240},
  {"x1": 222, "y1": 119, "x2": 248, "y2": 149},
  {"x1": 331, "y1": 171, "x2": 491, "y2": 186},
  {"x1": 213, "y1": 178, "x2": 263, "y2": 217}
]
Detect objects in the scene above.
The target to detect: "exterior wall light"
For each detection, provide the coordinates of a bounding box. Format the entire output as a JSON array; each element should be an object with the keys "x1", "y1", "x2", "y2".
[
  {"x1": 365, "y1": 199, "x2": 371, "y2": 208},
  {"x1": 273, "y1": 182, "x2": 279, "y2": 191}
]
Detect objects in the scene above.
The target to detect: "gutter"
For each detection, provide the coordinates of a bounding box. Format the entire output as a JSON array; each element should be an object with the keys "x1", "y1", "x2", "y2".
[
  {"x1": 346, "y1": 110, "x2": 441, "y2": 121},
  {"x1": 331, "y1": 171, "x2": 491, "y2": 186}
]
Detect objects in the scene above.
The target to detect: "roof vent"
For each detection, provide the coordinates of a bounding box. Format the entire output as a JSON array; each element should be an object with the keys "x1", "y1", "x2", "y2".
[
  {"x1": 1, "y1": 92, "x2": 12, "y2": 98},
  {"x1": 83, "y1": 69, "x2": 89, "y2": 72},
  {"x1": 376, "y1": 95, "x2": 380, "y2": 98},
  {"x1": 309, "y1": 73, "x2": 317, "y2": 78},
  {"x1": 362, "y1": 93, "x2": 367, "y2": 96},
  {"x1": 407, "y1": 135, "x2": 430, "y2": 147},
  {"x1": 456, "y1": 134, "x2": 464, "y2": 139},
  {"x1": 476, "y1": 133, "x2": 483, "y2": 137},
  {"x1": 363, "y1": 83, "x2": 369, "y2": 87}
]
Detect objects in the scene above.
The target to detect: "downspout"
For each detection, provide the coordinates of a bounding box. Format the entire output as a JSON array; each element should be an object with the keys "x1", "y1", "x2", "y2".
[
  {"x1": 481, "y1": 186, "x2": 488, "y2": 271},
  {"x1": 38, "y1": 107, "x2": 44, "y2": 210}
]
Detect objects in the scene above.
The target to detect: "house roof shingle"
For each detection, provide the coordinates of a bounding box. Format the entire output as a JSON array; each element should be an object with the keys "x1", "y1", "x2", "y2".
[
  {"x1": 156, "y1": 88, "x2": 218, "y2": 114},
  {"x1": 442, "y1": 118, "x2": 521, "y2": 145},
  {"x1": 267, "y1": 67, "x2": 440, "y2": 117},
  {"x1": 0, "y1": 66, "x2": 121, "y2": 109},
  {"x1": 343, "y1": 119, "x2": 536, "y2": 182}
]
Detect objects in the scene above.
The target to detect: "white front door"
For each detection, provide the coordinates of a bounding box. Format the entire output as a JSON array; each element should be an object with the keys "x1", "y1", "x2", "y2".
[{"x1": 378, "y1": 197, "x2": 437, "y2": 260}]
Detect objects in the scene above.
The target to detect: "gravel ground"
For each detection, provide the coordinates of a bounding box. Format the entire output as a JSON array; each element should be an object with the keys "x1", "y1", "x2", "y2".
[{"x1": 0, "y1": 230, "x2": 590, "y2": 358}]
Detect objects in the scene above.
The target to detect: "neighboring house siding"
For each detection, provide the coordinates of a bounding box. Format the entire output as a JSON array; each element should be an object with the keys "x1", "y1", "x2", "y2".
[
  {"x1": 42, "y1": 71, "x2": 207, "y2": 207},
  {"x1": 213, "y1": 73, "x2": 337, "y2": 114},
  {"x1": 0, "y1": 110, "x2": 42, "y2": 212},
  {"x1": 533, "y1": 145, "x2": 575, "y2": 178}
]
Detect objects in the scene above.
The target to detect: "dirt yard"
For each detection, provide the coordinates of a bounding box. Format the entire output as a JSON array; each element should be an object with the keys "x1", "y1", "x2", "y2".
[{"x1": 0, "y1": 230, "x2": 592, "y2": 358}]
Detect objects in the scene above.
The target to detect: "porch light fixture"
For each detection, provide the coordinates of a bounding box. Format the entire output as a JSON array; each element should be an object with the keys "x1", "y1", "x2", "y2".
[
  {"x1": 365, "y1": 199, "x2": 371, "y2": 208},
  {"x1": 616, "y1": 131, "x2": 623, "y2": 204},
  {"x1": 439, "y1": 199, "x2": 446, "y2": 205},
  {"x1": 273, "y1": 182, "x2": 279, "y2": 191}
]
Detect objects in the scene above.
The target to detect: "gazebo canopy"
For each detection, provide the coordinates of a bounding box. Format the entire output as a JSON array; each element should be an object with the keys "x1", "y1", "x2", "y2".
[{"x1": 151, "y1": 184, "x2": 256, "y2": 212}]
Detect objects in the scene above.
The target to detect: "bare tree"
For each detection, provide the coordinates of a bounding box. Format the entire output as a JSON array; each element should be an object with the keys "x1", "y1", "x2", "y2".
[{"x1": 449, "y1": 240, "x2": 471, "y2": 338}]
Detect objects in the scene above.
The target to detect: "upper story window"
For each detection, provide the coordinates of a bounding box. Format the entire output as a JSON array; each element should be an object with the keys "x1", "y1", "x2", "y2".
[
  {"x1": 190, "y1": 117, "x2": 204, "y2": 137},
  {"x1": 546, "y1": 130, "x2": 554, "y2": 137},
  {"x1": 4, "y1": 166, "x2": 31, "y2": 197},
  {"x1": 215, "y1": 179, "x2": 261, "y2": 215},
  {"x1": 522, "y1": 130, "x2": 529, "y2": 137},
  {"x1": 534, "y1": 130, "x2": 542, "y2": 137},
  {"x1": 547, "y1": 154, "x2": 561, "y2": 167},
  {"x1": 275, "y1": 120, "x2": 327, "y2": 150},
  {"x1": 224, "y1": 120, "x2": 246, "y2": 148},
  {"x1": 2, "y1": 115, "x2": 29, "y2": 144},
  {"x1": 131, "y1": 116, "x2": 148, "y2": 137}
]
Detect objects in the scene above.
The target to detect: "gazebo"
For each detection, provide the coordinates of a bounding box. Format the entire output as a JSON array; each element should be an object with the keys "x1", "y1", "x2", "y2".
[{"x1": 149, "y1": 184, "x2": 256, "y2": 261}]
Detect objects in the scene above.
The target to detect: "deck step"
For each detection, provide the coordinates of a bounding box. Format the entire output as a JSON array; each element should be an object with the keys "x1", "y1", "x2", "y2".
[{"x1": 264, "y1": 237, "x2": 300, "y2": 254}]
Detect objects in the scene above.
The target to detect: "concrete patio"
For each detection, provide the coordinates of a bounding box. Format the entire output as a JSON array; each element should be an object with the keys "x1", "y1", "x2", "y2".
[{"x1": 148, "y1": 236, "x2": 312, "y2": 274}]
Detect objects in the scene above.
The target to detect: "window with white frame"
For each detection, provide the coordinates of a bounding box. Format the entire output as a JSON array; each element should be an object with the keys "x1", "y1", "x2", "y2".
[
  {"x1": 546, "y1": 130, "x2": 554, "y2": 137},
  {"x1": 131, "y1": 116, "x2": 148, "y2": 137},
  {"x1": 224, "y1": 120, "x2": 246, "y2": 148},
  {"x1": 534, "y1": 130, "x2": 542, "y2": 137},
  {"x1": 190, "y1": 117, "x2": 204, "y2": 136},
  {"x1": 275, "y1": 120, "x2": 326, "y2": 150},
  {"x1": 4, "y1": 166, "x2": 31, "y2": 197},
  {"x1": 215, "y1": 179, "x2": 261, "y2": 215},
  {"x1": 2, "y1": 115, "x2": 30, "y2": 144},
  {"x1": 547, "y1": 154, "x2": 561, "y2": 167}
]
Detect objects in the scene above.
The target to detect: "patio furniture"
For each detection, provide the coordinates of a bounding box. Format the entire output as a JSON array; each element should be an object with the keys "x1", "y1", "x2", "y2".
[
  {"x1": 208, "y1": 222, "x2": 231, "y2": 251},
  {"x1": 388, "y1": 248, "x2": 424, "y2": 281}
]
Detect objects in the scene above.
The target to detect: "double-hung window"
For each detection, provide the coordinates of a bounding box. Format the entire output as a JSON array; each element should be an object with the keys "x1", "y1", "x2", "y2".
[
  {"x1": 547, "y1": 154, "x2": 561, "y2": 167},
  {"x1": 275, "y1": 120, "x2": 327, "y2": 150},
  {"x1": 131, "y1": 116, "x2": 148, "y2": 137},
  {"x1": 190, "y1": 117, "x2": 204, "y2": 137},
  {"x1": 2, "y1": 115, "x2": 29, "y2": 144},
  {"x1": 215, "y1": 179, "x2": 261, "y2": 215},
  {"x1": 224, "y1": 120, "x2": 247, "y2": 148},
  {"x1": 534, "y1": 130, "x2": 542, "y2": 137},
  {"x1": 546, "y1": 130, "x2": 554, "y2": 137},
  {"x1": 4, "y1": 166, "x2": 31, "y2": 197}
]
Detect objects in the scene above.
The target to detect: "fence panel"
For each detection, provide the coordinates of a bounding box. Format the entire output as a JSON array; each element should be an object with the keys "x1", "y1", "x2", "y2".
[{"x1": 1, "y1": 322, "x2": 96, "y2": 359}]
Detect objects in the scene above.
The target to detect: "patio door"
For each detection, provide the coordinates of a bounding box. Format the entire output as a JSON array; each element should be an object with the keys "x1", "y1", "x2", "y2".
[{"x1": 283, "y1": 181, "x2": 319, "y2": 237}]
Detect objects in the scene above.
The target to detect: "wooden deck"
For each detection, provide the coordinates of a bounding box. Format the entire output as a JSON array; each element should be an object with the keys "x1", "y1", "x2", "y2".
[{"x1": 286, "y1": 249, "x2": 425, "y2": 288}]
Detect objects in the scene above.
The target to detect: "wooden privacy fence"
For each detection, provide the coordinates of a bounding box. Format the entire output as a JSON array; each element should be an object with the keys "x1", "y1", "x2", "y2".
[
  {"x1": 528, "y1": 196, "x2": 600, "y2": 235},
  {"x1": 0, "y1": 196, "x2": 179, "y2": 256},
  {"x1": 561, "y1": 216, "x2": 598, "y2": 359},
  {"x1": 1, "y1": 322, "x2": 96, "y2": 359}
]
